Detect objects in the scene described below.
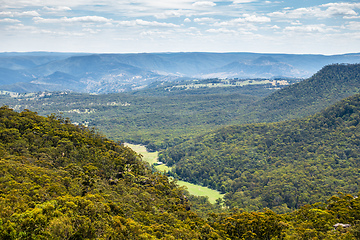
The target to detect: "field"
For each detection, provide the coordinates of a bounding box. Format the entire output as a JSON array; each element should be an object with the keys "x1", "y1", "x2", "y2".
[
  {"x1": 125, "y1": 143, "x2": 223, "y2": 203},
  {"x1": 176, "y1": 180, "x2": 223, "y2": 204}
]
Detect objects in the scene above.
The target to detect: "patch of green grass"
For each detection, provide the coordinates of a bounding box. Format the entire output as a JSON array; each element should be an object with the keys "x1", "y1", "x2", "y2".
[
  {"x1": 125, "y1": 143, "x2": 158, "y2": 164},
  {"x1": 176, "y1": 180, "x2": 223, "y2": 204},
  {"x1": 155, "y1": 164, "x2": 172, "y2": 172},
  {"x1": 126, "y1": 143, "x2": 223, "y2": 203},
  {"x1": 125, "y1": 143, "x2": 170, "y2": 171}
]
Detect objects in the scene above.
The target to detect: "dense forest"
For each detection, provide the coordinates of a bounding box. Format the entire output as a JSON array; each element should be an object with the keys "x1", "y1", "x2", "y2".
[
  {"x1": 161, "y1": 93, "x2": 360, "y2": 213},
  {"x1": 2, "y1": 106, "x2": 360, "y2": 239}
]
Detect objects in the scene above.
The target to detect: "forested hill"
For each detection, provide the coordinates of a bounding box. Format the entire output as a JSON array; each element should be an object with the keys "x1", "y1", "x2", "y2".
[
  {"x1": 0, "y1": 106, "x2": 218, "y2": 239},
  {"x1": 247, "y1": 63, "x2": 360, "y2": 123},
  {"x1": 160, "y1": 93, "x2": 360, "y2": 212}
]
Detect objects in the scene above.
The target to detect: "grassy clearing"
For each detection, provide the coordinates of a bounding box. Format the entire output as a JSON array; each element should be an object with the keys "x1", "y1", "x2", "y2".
[
  {"x1": 125, "y1": 143, "x2": 171, "y2": 171},
  {"x1": 177, "y1": 180, "x2": 223, "y2": 204},
  {"x1": 125, "y1": 143, "x2": 158, "y2": 164},
  {"x1": 125, "y1": 143, "x2": 223, "y2": 204}
]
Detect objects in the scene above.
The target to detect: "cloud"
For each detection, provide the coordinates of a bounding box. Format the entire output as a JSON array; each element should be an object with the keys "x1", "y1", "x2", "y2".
[
  {"x1": 42, "y1": 6, "x2": 72, "y2": 11},
  {"x1": 192, "y1": 1, "x2": 216, "y2": 7},
  {"x1": 344, "y1": 15, "x2": 360, "y2": 19},
  {"x1": 1, "y1": 0, "x2": 91, "y2": 8},
  {"x1": 346, "y1": 21, "x2": 360, "y2": 30},
  {"x1": 34, "y1": 29, "x2": 86, "y2": 36},
  {"x1": 117, "y1": 19, "x2": 180, "y2": 28},
  {"x1": 215, "y1": 14, "x2": 270, "y2": 26},
  {"x1": 194, "y1": 17, "x2": 217, "y2": 23},
  {"x1": 184, "y1": 18, "x2": 191, "y2": 23},
  {"x1": 269, "y1": 3, "x2": 360, "y2": 19},
  {"x1": 321, "y1": 3, "x2": 360, "y2": 17},
  {"x1": 154, "y1": 9, "x2": 193, "y2": 19},
  {"x1": 0, "y1": 18, "x2": 21, "y2": 23},
  {"x1": 140, "y1": 30, "x2": 172, "y2": 37},
  {"x1": 0, "y1": 11, "x2": 40, "y2": 17},
  {"x1": 284, "y1": 24, "x2": 336, "y2": 33},
  {"x1": 291, "y1": 20, "x2": 302, "y2": 25},
  {"x1": 269, "y1": 8, "x2": 320, "y2": 19},
  {"x1": 134, "y1": 0, "x2": 194, "y2": 9},
  {"x1": 5, "y1": 23, "x2": 37, "y2": 31},
  {"x1": 33, "y1": 16, "x2": 112, "y2": 24},
  {"x1": 232, "y1": 0, "x2": 257, "y2": 3},
  {"x1": 243, "y1": 14, "x2": 271, "y2": 23},
  {"x1": 206, "y1": 28, "x2": 237, "y2": 33}
]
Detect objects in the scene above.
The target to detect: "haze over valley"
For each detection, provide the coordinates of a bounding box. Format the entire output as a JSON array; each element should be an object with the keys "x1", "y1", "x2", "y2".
[{"x1": 1, "y1": 52, "x2": 360, "y2": 93}]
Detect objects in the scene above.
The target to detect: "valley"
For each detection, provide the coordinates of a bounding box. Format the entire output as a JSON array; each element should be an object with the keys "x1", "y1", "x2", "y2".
[
  {"x1": 125, "y1": 143, "x2": 224, "y2": 204},
  {"x1": 2, "y1": 59, "x2": 360, "y2": 238}
]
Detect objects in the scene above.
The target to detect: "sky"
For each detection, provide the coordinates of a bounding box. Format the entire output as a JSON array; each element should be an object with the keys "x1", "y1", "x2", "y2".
[{"x1": 1, "y1": 0, "x2": 360, "y2": 54}]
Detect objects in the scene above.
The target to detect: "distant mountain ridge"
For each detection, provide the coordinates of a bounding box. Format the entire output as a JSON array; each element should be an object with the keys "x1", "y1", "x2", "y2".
[{"x1": 1, "y1": 52, "x2": 360, "y2": 93}]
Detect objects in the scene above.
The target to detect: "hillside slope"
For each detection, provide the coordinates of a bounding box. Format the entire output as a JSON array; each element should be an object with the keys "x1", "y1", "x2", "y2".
[
  {"x1": 0, "y1": 107, "x2": 220, "y2": 239},
  {"x1": 244, "y1": 63, "x2": 360, "y2": 123},
  {"x1": 161, "y1": 93, "x2": 360, "y2": 212}
]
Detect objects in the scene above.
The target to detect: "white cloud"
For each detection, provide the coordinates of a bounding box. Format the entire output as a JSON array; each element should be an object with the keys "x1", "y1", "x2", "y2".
[
  {"x1": 232, "y1": 0, "x2": 257, "y2": 3},
  {"x1": 269, "y1": 7, "x2": 320, "y2": 19},
  {"x1": 154, "y1": 9, "x2": 193, "y2": 19},
  {"x1": 0, "y1": 12, "x2": 13, "y2": 17},
  {"x1": 136, "y1": 0, "x2": 194, "y2": 9},
  {"x1": 43, "y1": 6, "x2": 72, "y2": 11},
  {"x1": 291, "y1": 20, "x2": 302, "y2": 25},
  {"x1": 184, "y1": 18, "x2": 191, "y2": 23},
  {"x1": 269, "y1": 3, "x2": 360, "y2": 19},
  {"x1": 117, "y1": 19, "x2": 180, "y2": 28},
  {"x1": 346, "y1": 21, "x2": 360, "y2": 30},
  {"x1": 344, "y1": 15, "x2": 360, "y2": 19},
  {"x1": 0, "y1": 18, "x2": 21, "y2": 23},
  {"x1": 33, "y1": 16, "x2": 112, "y2": 24},
  {"x1": 284, "y1": 24, "x2": 336, "y2": 33},
  {"x1": 1, "y1": 0, "x2": 92, "y2": 8},
  {"x1": 194, "y1": 17, "x2": 217, "y2": 23},
  {"x1": 243, "y1": 14, "x2": 271, "y2": 23},
  {"x1": 34, "y1": 29, "x2": 86, "y2": 36},
  {"x1": 140, "y1": 29, "x2": 180, "y2": 39},
  {"x1": 5, "y1": 23, "x2": 36, "y2": 31},
  {"x1": 321, "y1": 3, "x2": 360, "y2": 16},
  {"x1": 215, "y1": 14, "x2": 270, "y2": 26},
  {"x1": 192, "y1": 1, "x2": 216, "y2": 7},
  {"x1": 206, "y1": 28, "x2": 236, "y2": 33},
  {"x1": 265, "y1": 1, "x2": 281, "y2": 3},
  {"x1": 0, "y1": 11, "x2": 40, "y2": 17}
]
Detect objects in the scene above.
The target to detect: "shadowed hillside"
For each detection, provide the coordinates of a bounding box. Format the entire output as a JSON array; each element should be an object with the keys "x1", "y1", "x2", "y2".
[{"x1": 161, "y1": 93, "x2": 360, "y2": 212}]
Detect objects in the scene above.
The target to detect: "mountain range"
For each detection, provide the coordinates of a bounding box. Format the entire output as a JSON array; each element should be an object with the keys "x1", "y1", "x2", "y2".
[{"x1": 1, "y1": 52, "x2": 360, "y2": 93}]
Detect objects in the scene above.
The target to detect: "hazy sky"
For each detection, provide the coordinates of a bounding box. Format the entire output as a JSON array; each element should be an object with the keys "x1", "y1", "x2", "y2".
[{"x1": 1, "y1": 0, "x2": 360, "y2": 54}]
